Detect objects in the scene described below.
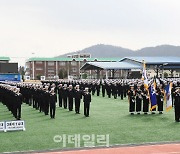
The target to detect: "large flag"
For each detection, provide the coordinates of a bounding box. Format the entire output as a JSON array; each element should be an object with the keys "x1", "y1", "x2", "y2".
[
  {"x1": 149, "y1": 79, "x2": 157, "y2": 111},
  {"x1": 141, "y1": 60, "x2": 149, "y2": 89},
  {"x1": 165, "y1": 82, "x2": 173, "y2": 112}
]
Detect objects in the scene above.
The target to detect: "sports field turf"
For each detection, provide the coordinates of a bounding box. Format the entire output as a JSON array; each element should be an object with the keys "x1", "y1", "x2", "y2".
[{"x1": 0, "y1": 95, "x2": 179, "y2": 153}]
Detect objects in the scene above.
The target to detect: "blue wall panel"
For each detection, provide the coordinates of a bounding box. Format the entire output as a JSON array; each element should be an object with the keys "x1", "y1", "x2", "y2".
[{"x1": 0, "y1": 74, "x2": 21, "y2": 81}]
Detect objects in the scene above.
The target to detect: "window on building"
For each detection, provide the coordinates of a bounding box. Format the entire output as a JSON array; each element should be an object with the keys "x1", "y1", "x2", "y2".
[
  {"x1": 59, "y1": 62, "x2": 66, "y2": 66},
  {"x1": 0, "y1": 61, "x2": 7, "y2": 63},
  {"x1": 48, "y1": 74, "x2": 54, "y2": 78},
  {"x1": 80, "y1": 55, "x2": 90, "y2": 58},
  {"x1": 26, "y1": 68, "x2": 30, "y2": 71},
  {"x1": 114, "y1": 74, "x2": 119, "y2": 78},
  {"x1": 36, "y1": 61, "x2": 43, "y2": 64},
  {"x1": 72, "y1": 68, "x2": 77, "y2": 72},
  {"x1": 72, "y1": 55, "x2": 79, "y2": 58},
  {"x1": 48, "y1": 62, "x2": 54, "y2": 66},
  {"x1": 36, "y1": 67, "x2": 43, "y2": 71},
  {"x1": 26, "y1": 63, "x2": 30, "y2": 68},
  {"x1": 71, "y1": 61, "x2": 77, "y2": 66},
  {"x1": 48, "y1": 69, "x2": 55, "y2": 73}
]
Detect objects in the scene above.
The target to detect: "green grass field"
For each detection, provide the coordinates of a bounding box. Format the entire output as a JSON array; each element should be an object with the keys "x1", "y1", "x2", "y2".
[{"x1": 0, "y1": 95, "x2": 179, "y2": 153}]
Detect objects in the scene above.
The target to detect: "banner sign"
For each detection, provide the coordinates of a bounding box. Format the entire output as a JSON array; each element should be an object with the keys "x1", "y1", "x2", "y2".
[
  {"x1": 5, "y1": 120, "x2": 25, "y2": 132},
  {"x1": 0, "y1": 121, "x2": 25, "y2": 132},
  {"x1": 0, "y1": 122, "x2": 5, "y2": 132},
  {"x1": 0, "y1": 74, "x2": 21, "y2": 81}
]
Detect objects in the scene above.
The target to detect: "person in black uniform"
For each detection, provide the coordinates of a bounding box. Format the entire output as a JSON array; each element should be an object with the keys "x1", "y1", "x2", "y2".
[
  {"x1": 174, "y1": 87, "x2": 180, "y2": 122},
  {"x1": 83, "y1": 87, "x2": 91, "y2": 117},
  {"x1": 11, "y1": 87, "x2": 16, "y2": 117},
  {"x1": 128, "y1": 85, "x2": 136, "y2": 115},
  {"x1": 14, "y1": 88, "x2": 23, "y2": 120},
  {"x1": 102, "y1": 82, "x2": 106, "y2": 97},
  {"x1": 44, "y1": 86, "x2": 50, "y2": 115},
  {"x1": 136, "y1": 84, "x2": 142, "y2": 114},
  {"x1": 113, "y1": 82, "x2": 118, "y2": 99},
  {"x1": 38, "y1": 86, "x2": 44, "y2": 112},
  {"x1": 68, "y1": 85, "x2": 74, "y2": 111},
  {"x1": 91, "y1": 82, "x2": 96, "y2": 96},
  {"x1": 124, "y1": 83, "x2": 128, "y2": 98},
  {"x1": 119, "y1": 82, "x2": 124, "y2": 100},
  {"x1": 62, "y1": 84, "x2": 68, "y2": 109},
  {"x1": 0, "y1": 84, "x2": 23, "y2": 120},
  {"x1": 142, "y1": 87, "x2": 149, "y2": 114},
  {"x1": 34, "y1": 86, "x2": 39, "y2": 110},
  {"x1": 171, "y1": 84, "x2": 175, "y2": 107},
  {"x1": 32, "y1": 86, "x2": 36, "y2": 109},
  {"x1": 29, "y1": 85, "x2": 33, "y2": 106},
  {"x1": 156, "y1": 85, "x2": 164, "y2": 114},
  {"x1": 58, "y1": 84, "x2": 63, "y2": 107},
  {"x1": 96, "y1": 82, "x2": 100, "y2": 96},
  {"x1": 106, "y1": 82, "x2": 111, "y2": 98},
  {"x1": 49, "y1": 88, "x2": 57, "y2": 119},
  {"x1": 74, "y1": 85, "x2": 82, "y2": 114}
]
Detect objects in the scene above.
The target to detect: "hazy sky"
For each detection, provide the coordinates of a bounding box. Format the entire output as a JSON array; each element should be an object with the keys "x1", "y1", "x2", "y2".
[{"x1": 0, "y1": 0, "x2": 180, "y2": 65}]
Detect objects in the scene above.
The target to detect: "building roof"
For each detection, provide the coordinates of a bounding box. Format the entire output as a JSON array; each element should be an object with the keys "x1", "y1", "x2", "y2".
[
  {"x1": 27, "y1": 57, "x2": 121, "y2": 62},
  {"x1": 120, "y1": 57, "x2": 180, "y2": 64},
  {"x1": 0, "y1": 57, "x2": 10, "y2": 61},
  {"x1": 80, "y1": 61, "x2": 142, "y2": 70}
]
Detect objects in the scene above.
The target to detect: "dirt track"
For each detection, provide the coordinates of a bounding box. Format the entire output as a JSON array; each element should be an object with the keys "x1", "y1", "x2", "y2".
[{"x1": 35, "y1": 143, "x2": 180, "y2": 154}]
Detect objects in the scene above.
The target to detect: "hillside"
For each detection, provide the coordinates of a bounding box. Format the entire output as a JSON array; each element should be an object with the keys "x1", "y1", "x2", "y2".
[{"x1": 56, "y1": 44, "x2": 180, "y2": 58}]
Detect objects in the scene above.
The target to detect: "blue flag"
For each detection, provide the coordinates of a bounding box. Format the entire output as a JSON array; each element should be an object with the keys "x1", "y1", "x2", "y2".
[
  {"x1": 149, "y1": 80, "x2": 157, "y2": 111},
  {"x1": 165, "y1": 82, "x2": 173, "y2": 111}
]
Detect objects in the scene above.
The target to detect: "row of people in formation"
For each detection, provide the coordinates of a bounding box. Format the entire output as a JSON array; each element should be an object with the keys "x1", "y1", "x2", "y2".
[
  {"x1": 0, "y1": 82, "x2": 92, "y2": 119},
  {"x1": 41, "y1": 78, "x2": 179, "y2": 101},
  {"x1": 127, "y1": 83, "x2": 180, "y2": 123},
  {"x1": 0, "y1": 78, "x2": 179, "y2": 121},
  {"x1": 0, "y1": 84, "x2": 23, "y2": 120},
  {"x1": 42, "y1": 78, "x2": 180, "y2": 121}
]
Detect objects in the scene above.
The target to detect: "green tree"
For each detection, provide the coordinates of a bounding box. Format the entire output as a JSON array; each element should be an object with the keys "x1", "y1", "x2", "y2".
[
  {"x1": 36, "y1": 74, "x2": 41, "y2": 80},
  {"x1": 64, "y1": 70, "x2": 68, "y2": 78},
  {"x1": 82, "y1": 73, "x2": 87, "y2": 79},
  {"x1": 164, "y1": 72, "x2": 168, "y2": 78},
  {"x1": 18, "y1": 66, "x2": 25, "y2": 81},
  {"x1": 58, "y1": 69, "x2": 64, "y2": 79},
  {"x1": 58, "y1": 69, "x2": 68, "y2": 79}
]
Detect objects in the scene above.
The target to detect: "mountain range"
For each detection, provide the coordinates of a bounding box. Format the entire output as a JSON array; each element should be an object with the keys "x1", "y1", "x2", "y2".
[{"x1": 56, "y1": 44, "x2": 180, "y2": 58}]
